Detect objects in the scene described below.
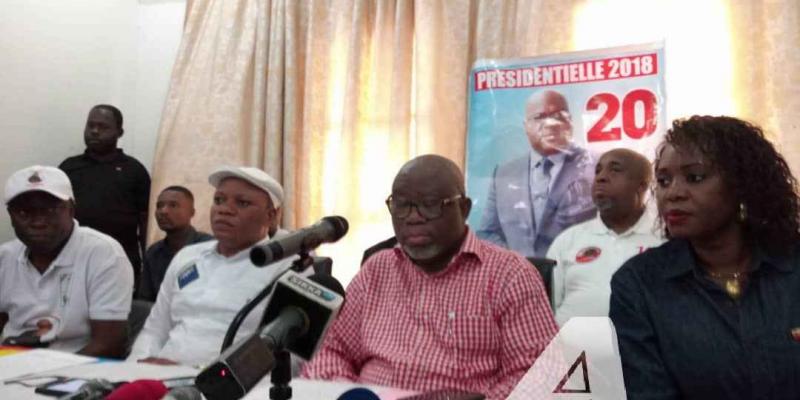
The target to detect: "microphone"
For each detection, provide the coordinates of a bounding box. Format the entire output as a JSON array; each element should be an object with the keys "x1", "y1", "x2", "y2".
[
  {"x1": 250, "y1": 216, "x2": 349, "y2": 266},
  {"x1": 104, "y1": 380, "x2": 168, "y2": 400},
  {"x1": 337, "y1": 387, "x2": 381, "y2": 400},
  {"x1": 196, "y1": 271, "x2": 345, "y2": 400}
]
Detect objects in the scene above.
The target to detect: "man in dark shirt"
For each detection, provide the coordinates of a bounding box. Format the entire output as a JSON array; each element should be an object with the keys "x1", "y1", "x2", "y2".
[
  {"x1": 59, "y1": 104, "x2": 151, "y2": 291},
  {"x1": 137, "y1": 186, "x2": 212, "y2": 301}
]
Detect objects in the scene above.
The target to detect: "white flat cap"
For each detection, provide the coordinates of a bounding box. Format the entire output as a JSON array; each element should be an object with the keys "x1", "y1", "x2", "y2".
[
  {"x1": 5, "y1": 165, "x2": 74, "y2": 204},
  {"x1": 208, "y1": 165, "x2": 284, "y2": 208}
]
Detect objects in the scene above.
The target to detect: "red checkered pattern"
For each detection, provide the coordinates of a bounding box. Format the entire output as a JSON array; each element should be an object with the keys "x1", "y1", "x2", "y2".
[{"x1": 302, "y1": 230, "x2": 557, "y2": 399}]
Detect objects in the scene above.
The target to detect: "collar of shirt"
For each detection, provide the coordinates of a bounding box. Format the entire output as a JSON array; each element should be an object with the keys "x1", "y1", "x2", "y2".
[
  {"x1": 588, "y1": 210, "x2": 657, "y2": 238},
  {"x1": 18, "y1": 219, "x2": 80, "y2": 275},
  {"x1": 389, "y1": 229, "x2": 484, "y2": 277},
  {"x1": 152, "y1": 226, "x2": 203, "y2": 254},
  {"x1": 81, "y1": 148, "x2": 126, "y2": 164},
  {"x1": 529, "y1": 149, "x2": 567, "y2": 174},
  {"x1": 660, "y1": 239, "x2": 792, "y2": 281}
]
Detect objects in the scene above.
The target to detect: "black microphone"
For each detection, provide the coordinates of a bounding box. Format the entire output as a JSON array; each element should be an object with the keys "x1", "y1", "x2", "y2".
[
  {"x1": 250, "y1": 216, "x2": 349, "y2": 266},
  {"x1": 195, "y1": 272, "x2": 346, "y2": 400}
]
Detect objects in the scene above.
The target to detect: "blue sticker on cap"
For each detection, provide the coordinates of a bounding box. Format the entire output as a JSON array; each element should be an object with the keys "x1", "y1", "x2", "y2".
[{"x1": 177, "y1": 264, "x2": 199, "y2": 289}]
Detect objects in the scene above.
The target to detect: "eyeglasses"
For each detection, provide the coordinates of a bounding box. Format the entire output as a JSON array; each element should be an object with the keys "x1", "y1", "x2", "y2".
[
  {"x1": 8, "y1": 204, "x2": 66, "y2": 221},
  {"x1": 385, "y1": 194, "x2": 463, "y2": 220},
  {"x1": 526, "y1": 110, "x2": 571, "y2": 124}
]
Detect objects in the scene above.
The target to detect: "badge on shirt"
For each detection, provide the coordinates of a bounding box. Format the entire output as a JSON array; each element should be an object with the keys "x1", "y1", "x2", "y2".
[
  {"x1": 575, "y1": 246, "x2": 602, "y2": 263},
  {"x1": 177, "y1": 264, "x2": 199, "y2": 289}
]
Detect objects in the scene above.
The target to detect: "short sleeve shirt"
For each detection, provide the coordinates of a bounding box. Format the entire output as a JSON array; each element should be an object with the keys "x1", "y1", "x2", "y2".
[
  {"x1": 59, "y1": 150, "x2": 151, "y2": 258},
  {"x1": 0, "y1": 221, "x2": 134, "y2": 352}
]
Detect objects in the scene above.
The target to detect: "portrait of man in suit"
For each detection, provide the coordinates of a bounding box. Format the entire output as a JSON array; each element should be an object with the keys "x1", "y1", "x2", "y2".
[{"x1": 477, "y1": 89, "x2": 596, "y2": 258}]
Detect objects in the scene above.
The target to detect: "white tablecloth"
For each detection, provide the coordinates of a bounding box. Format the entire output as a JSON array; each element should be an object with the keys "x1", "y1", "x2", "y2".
[{"x1": 0, "y1": 356, "x2": 416, "y2": 399}]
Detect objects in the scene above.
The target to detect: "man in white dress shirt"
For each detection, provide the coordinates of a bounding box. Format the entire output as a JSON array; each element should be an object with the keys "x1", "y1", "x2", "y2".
[
  {"x1": 547, "y1": 149, "x2": 663, "y2": 326},
  {"x1": 129, "y1": 166, "x2": 298, "y2": 366}
]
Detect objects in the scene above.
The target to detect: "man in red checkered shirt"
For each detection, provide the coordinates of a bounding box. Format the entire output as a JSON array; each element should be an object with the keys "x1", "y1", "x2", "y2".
[{"x1": 302, "y1": 155, "x2": 558, "y2": 399}]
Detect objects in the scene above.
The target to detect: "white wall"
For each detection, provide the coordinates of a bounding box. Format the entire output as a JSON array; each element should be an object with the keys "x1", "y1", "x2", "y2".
[{"x1": 0, "y1": 0, "x2": 185, "y2": 242}]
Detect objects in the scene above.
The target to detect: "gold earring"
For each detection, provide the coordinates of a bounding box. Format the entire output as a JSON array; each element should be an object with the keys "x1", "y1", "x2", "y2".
[{"x1": 738, "y1": 203, "x2": 747, "y2": 222}]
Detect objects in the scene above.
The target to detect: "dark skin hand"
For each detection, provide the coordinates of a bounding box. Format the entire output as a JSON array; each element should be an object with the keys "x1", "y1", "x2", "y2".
[{"x1": 77, "y1": 320, "x2": 128, "y2": 358}]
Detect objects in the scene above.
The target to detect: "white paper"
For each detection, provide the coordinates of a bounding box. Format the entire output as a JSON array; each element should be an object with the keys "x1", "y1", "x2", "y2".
[{"x1": 0, "y1": 349, "x2": 97, "y2": 382}]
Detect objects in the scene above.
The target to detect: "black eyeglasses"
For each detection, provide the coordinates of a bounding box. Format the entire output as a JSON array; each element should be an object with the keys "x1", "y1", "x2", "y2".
[{"x1": 385, "y1": 194, "x2": 463, "y2": 220}]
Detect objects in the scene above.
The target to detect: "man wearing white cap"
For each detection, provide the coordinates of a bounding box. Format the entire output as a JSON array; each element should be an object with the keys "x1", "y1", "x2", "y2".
[
  {"x1": 0, "y1": 166, "x2": 133, "y2": 357},
  {"x1": 129, "y1": 166, "x2": 299, "y2": 366}
]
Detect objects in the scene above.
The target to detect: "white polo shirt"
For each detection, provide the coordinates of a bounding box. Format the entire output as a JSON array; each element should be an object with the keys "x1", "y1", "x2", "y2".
[
  {"x1": 0, "y1": 221, "x2": 133, "y2": 352},
  {"x1": 128, "y1": 231, "x2": 302, "y2": 367},
  {"x1": 547, "y1": 212, "x2": 663, "y2": 326}
]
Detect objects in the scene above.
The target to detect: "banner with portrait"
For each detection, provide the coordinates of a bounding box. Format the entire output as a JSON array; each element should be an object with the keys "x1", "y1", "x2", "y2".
[{"x1": 466, "y1": 42, "x2": 666, "y2": 258}]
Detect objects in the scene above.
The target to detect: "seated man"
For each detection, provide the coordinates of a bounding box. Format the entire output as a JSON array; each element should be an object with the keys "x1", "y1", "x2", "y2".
[
  {"x1": 128, "y1": 166, "x2": 298, "y2": 366},
  {"x1": 137, "y1": 186, "x2": 213, "y2": 302},
  {"x1": 303, "y1": 155, "x2": 557, "y2": 400},
  {"x1": 547, "y1": 149, "x2": 663, "y2": 325},
  {"x1": 0, "y1": 166, "x2": 133, "y2": 357}
]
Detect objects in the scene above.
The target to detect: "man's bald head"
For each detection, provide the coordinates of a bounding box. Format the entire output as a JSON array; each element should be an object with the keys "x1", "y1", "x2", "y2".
[
  {"x1": 602, "y1": 148, "x2": 652, "y2": 188},
  {"x1": 393, "y1": 154, "x2": 465, "y2": 196},
  {"x1": 526, "y1": 90, "x2": 570, "y2": 114}
]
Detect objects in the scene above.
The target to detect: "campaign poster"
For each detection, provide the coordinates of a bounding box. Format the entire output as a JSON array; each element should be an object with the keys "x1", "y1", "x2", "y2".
[{"x1": 466, "y1": 42, "x2": 666, "y2": 258}]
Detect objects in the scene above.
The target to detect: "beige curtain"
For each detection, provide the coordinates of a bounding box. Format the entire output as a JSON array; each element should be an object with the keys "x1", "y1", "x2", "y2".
[
  {"x1": 728, "y1": 0, "x2": 800, "y2": 176},
  {"x1": 151, "y1": 0, "x2": 800, "y2": 285}
]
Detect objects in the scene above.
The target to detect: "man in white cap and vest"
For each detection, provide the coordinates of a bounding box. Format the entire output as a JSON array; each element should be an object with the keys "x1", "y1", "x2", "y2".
[
  {"x1": 129, "y1": 166, "x2": 299, "y2": 366},
  {"x1": 0, "y1": 165, "x2": 133, "y2": 357}
]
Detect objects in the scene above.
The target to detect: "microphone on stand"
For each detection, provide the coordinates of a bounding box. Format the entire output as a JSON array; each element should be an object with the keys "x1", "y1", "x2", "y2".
[{"x1": 250, "y1": 216, "x2": 349, "y2": 266}]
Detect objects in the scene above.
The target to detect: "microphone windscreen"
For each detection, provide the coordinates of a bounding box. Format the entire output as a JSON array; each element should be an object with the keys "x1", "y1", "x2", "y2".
[
  {"x1": 308, "y1": 273, "x2": 346, "y2": 297},
  {"x1": 323, "y1": 216, "x2": 349, "y2": 239},
  {"x1": 105, "y1": 379, "x2": 168, "y2": 400},
  {"x1": 337, "y1": 387, "x2": 381, "y2": 400}
]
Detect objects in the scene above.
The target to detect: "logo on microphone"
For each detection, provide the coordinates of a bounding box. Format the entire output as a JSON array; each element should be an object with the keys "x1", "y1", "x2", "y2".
[{"x1": 288, "y1": 275, "x2": 336, "y2": 301}]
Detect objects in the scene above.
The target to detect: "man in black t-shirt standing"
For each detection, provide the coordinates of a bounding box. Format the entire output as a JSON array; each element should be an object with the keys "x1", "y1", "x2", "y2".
[{"x1": 60, "y1": 104, "x2": 150, "y2": 292}]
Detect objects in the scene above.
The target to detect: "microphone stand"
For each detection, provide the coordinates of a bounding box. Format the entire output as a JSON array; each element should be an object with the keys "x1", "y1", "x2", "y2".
[
  {"x1": 263, "y1": 253, "x2": 314, "y2": 400},
  {"x1": 269, "y1": 348, "x2": 292, "y2": 400}
]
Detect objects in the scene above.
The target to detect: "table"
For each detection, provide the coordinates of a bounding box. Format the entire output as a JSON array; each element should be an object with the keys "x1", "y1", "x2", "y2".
[{"x1": 0, "y1": 351, "x2": 415, "y2": 399}]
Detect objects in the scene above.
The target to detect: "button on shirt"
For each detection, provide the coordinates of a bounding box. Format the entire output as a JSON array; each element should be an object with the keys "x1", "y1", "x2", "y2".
[
  {"x1": 0, "y1": 221, "x2": 133, "y2": 352},
  {"x1": 547, "y1": 212, "x2": 662, "y2": 326},
  {"x1": 128, "y1": 230, "x2": 299, "y2": 367},
  {"x1": 302, "y1": 230, "x2": 558, "y2": 400},
  {"x1": 610, "y1": 239, "x2": 800, "y2": 400}
]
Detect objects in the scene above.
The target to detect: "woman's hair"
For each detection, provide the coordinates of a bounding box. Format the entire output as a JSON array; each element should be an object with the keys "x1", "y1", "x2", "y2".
[{"x1": 656, "y1": 115, "x2": 800, "y2": 255}]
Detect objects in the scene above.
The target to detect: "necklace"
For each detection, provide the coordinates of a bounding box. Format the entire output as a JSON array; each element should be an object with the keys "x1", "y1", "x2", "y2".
[{"x1": 706, "y1": 270, "x2": 749, "y2": 300}]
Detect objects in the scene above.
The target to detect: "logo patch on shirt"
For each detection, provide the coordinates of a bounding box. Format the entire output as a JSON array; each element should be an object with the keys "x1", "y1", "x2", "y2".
[
  {"x1": 575, "y1": 247, "x2": 602, "y2": 263},
  {"x1": 177, "y1": 264, "x2": 199, "y2": 289}
]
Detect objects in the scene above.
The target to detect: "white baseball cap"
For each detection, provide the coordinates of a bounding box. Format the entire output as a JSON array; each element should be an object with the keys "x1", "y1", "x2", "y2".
[
  {"x1": 208, "y1": 165, "x2": 284, "y2": 208},
  {"x1": 4, "y1": 165, "x2": 74, "y2": 204}
]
